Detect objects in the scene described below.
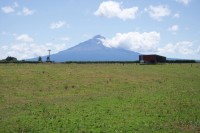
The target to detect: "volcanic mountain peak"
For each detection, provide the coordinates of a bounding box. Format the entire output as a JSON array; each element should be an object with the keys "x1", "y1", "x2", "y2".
[
  {"x1": 29, "y1": 35, "x2": 140, "y2": 62},
  {"x1": 92, "y1": 34, "x2": 105, "y2": 40},
  {"x1": 67, "y1": 35, "x2": 105, "y2": 50}
]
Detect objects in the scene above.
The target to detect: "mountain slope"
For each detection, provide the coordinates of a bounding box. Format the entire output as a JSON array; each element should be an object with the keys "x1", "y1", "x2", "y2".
[{"x1": 31, "y1": 35, "x2": 140, "y2": 62}]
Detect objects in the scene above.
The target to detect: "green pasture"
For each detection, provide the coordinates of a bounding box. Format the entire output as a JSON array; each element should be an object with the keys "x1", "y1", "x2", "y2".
[{"x1": 0, "y1": 63, "x2": 199, "y2": 132}]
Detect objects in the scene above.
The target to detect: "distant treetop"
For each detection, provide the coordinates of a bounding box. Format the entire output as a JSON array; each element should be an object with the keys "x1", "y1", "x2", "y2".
[{"x1": 5, "y1": 56, "x2": 18, "y2": 62}]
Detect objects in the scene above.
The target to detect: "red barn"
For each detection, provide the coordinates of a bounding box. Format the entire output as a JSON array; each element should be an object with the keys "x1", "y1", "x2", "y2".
[{"x1": 139, "y1": 54, "x2": 166, "y2": 64}]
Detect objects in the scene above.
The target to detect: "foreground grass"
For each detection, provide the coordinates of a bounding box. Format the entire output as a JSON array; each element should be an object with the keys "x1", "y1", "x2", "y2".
[{"x1": 0, "y1": 63, "x2": 199, "y2": 132}]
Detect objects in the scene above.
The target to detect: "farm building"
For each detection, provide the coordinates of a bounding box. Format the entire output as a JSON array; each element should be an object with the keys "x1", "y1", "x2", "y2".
[{"x1": 139, "y1": 54, "x2": 166, "y2": 64}]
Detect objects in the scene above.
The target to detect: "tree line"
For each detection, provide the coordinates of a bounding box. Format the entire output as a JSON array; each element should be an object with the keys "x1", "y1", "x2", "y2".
[{"x1": 0, "y1": 56, "x2": 198, "y2": 64}]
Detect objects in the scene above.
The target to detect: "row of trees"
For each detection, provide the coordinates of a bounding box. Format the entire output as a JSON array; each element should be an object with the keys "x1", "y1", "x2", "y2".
[
  {"x1": 38, "y1": 56, "x2": 50, "y2": 62},
  {"x1": 166, "y1": 60, "x2": 196, "y2": 63},
  {"x1": 0, "y1": 56, "x2": 18, "y2": 62},
  {"x1": 0, "y1": 56, "x2": 51, "y2": 63},
  {"x1": 0, "y1": 56, "x2": 197, "y2": 63}
]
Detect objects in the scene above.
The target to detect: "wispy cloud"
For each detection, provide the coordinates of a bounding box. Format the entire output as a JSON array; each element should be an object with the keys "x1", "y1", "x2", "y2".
[
  {"x1": 1, "y1": 2, "x2": 34, "y2": 16},
  {"x1": 176, "y1": 0, "x2": 191, "y2": 5},
  {"x1": 1, "y1": 2, "x2": 19, "y2": 13},
  {"x1": 1, "y1": 32, "x2": 17, "y2": 36},
  {"x1": 173, "y1": 13, "x2": 180, "y2": 18},
  {"x1": 94, "y1": 1, "x2": 139, "y2": 20},
  {"x1": 168, "y1": 25, "x2": 179, "y2": 33},
  {"x1": 145, "y1": 5, "x2": 171, "y2": 21},
  {"x1": 50, "y1": 21, "x2": 66, "y2": 29},
  {"x1": 16, "y1": 34, "x2": 34, "y2": 42},
  {"x1": 18, "y1": 7, "x2": 35, "y2": 16},
  {"x1": 197, "y1": 46, "x2": 200, "y2": 54},
  {"x1": 1, "y1": 6, "x2": 15, "y2": 13}
]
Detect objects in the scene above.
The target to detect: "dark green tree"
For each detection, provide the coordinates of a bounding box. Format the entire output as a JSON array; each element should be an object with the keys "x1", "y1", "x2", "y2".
[
  {"x1": 5, "y1": 56, "x2": 17, "y2": 62},
  {"x1": 46, "y1": 56, "x2": 50, "y2": 62},
  {"x1": 38, "y1": 56, "x2": 42, "y2": 62}
]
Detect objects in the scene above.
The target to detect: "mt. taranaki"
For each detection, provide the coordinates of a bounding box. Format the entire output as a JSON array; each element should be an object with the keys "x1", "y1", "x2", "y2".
[{"x1": 30, "y1": 35, "x2": 140, "y2": 62}]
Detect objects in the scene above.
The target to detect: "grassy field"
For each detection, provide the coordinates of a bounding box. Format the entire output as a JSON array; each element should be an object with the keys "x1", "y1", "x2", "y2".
[{"x1": 0, "y1": 63, "x2": 199, "y2": 132}]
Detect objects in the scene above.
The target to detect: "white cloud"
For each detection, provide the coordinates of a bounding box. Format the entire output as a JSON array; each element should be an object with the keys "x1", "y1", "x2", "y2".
[
  {"x1": 176, "y1": 41, "x2": 193, "y2": 54},
  {"x1": 173, "y1": 13, "x2": 180, "y2": 18},
  {"x1": 16, "y1": 34, "x2": 33, "y2": 42},
  {"x1": 0, "y1": 43, "x2": 68, "y2": 60},
  {"x1": 168, "y1": 25, "x2": 179, "y2": 33},
  {"x1": 18, "y1": 7, "x2": 34, "y2": 16},
  {"x1": 1, "y1": 6, "x2": 15, "y2": 13},
  {"x1": 158, "y1": 43, "x2": 175, "y2": 53},
  {"x1": 102, "y1": 31, "x2": 160, "y2": 52},
  {"x1": 94, "y1": 1, "x2": 139, "y2": 20},
  {"x1": 1, "y1": 32, "x2": 17, "y2": 36},
  {"x1": 158, "y1": 41, "x2": 194, "y2": 55},
  {"x1": 59, "y1": 37, "x2": 70, "y2": 41},
  {"x1": 145, "y1": 5, "x2": 171, "y2": 21},
  {"x1": 176, "y1": 0, "x2": 191, "y2": 5},
  {"x1": 1, "y1": 2, "x2": 19, "y2": 13},
  {"x1": 50, "y1": 21, "x2": 66, "y2": 29},
  {"x1": 1, "y1": 32, "x2": 7, "y2": 35},
  {"x1": 197, "y1": 46, "x2": 200, "y2": 54},
  {"x1": 1, "y1": 2, "x2": 35, "y2": 16}
]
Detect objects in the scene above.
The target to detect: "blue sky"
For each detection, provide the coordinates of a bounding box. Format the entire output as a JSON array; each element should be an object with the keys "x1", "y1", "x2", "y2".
[{"x1": 0, "y1": 0, "x2": 200, "y2": 60}]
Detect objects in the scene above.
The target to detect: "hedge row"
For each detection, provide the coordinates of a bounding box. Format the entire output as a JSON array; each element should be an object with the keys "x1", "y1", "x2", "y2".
[
  {"x1": 0, "y1": 61, "x2": 41, "y2": 64},
  {"x1": 166, "y1": 60, "x2": 196, "y2": 63},
  {"x1": 62, "y1": 61, "x2": 140, "y2": 64},
  {"x1": 0, "y1": 60, "x2": 197, "y2": 64}
]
